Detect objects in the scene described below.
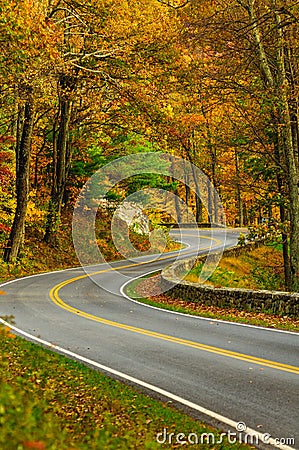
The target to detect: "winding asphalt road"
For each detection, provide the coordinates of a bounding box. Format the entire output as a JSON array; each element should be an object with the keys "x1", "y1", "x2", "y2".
[{"x1": 1, "y1": 228, "x2": 298, "y2": 449}]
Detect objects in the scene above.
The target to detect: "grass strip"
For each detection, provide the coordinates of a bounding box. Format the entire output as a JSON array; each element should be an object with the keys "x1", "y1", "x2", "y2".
[
  {"x1": 184, "y1": 246, "x2": 285, "y2": 291},
  {"x1": 126, "y1": 277, "x2": 299, "y2": 333},
  {"x1": 0, "y1": 324, "x2": 250, "y2": 450}
]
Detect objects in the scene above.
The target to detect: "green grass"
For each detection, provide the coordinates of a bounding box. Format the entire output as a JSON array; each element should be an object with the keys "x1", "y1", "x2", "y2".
[
  {"x1": 0, "y1": 324, "x2": 251, "y2": 450},
  {"x1": 0, "y1": 238, "x2": 292, "y2": 448},
  {"x1": 184, "y1": 245, "x2": 285, "y2": 291}
]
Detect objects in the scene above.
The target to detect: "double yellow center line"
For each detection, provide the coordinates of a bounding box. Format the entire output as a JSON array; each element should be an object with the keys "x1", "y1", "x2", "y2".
[{"x1": 49, "y1": 240, "x2": 299, "y2": 376}]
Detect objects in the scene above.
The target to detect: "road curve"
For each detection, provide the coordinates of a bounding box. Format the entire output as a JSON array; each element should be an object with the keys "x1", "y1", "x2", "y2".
[{"x1": 1, "y1": 228, "x2": 298, "y2": 449}]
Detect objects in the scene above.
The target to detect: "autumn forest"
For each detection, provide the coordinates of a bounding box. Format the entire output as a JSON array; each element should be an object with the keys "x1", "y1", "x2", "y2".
[{"x1": 1, "y1": 0, "x2": 299, "y2": 291}]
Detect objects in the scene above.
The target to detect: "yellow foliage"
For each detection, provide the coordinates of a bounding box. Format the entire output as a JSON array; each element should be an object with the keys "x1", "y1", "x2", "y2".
[
  {"x1": 220, "y1": 256, "x2": 252, "y2": 276},
  {"x1": 184, "y1": 273, "x2": 199, "y2": 283},
  {"x1": 0, "y1": 187, "x2": 15, "y2": 223},
  {"x1": 26, "y1": 201, "x2": 45, "y2": 224}
]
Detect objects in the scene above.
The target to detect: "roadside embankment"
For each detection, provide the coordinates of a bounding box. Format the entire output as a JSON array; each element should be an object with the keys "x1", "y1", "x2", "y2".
[{"x1": 161, "y1": 242, "x2": 299, "y2": 318}]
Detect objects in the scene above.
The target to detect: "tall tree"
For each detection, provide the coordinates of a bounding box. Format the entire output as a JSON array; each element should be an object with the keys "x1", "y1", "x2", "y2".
[
  {"x1": 235, "y1": 0, "x2": 299, "y2": 290},
  {"x1": 0, "y1": 0, "x2": 59, "y2": 260},
  {"x1": 4, "y1": 87, "x2": 35, "y2": 261},
  {"x1": 159, "y1": 0, "x2": 299, "y2": 290},
  {"x1": 43, "y1": 0, "x2": 182, "y2": 242}
]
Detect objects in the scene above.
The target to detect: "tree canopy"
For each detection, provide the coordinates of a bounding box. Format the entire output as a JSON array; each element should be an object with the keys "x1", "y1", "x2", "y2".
[{"x1": 1, "y1": 0, "x2": 299, "y2": 290}]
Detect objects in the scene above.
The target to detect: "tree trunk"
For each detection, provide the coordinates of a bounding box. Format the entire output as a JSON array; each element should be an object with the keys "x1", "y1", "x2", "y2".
[
  {"x1": 4, "y1": 94, "x2": 35, "y2": 262},
  {"x1": 201, "y1": 102, "x2": 219, "y2": 223},
  {"x1": 273, "y1": 5, "x2": 299, "y2": 291},
  {"x1": 44, "y1": 75, "x2": 73, "y2": 244},
  {"x1": 184, "y1": 165, "x2": 191, "y2": 221},
  {"x1": 189, "y1": 159, "x2": 203, "y2": 223},
  {"x1": 185, "y1": 137, "x2": 203, "y2": 223},
  {"x1": 242, "y1": 0, "x2": 299, "y2": 290},
  {"x1": 280, "y1": 101, "x2": 299, "y2": 291},
  {"x1": 235, "y1": 149, "x2": 244, "y2": 227},
  {"x1": 171, "y1": 158, "x2": 181, "y2": 223},
  {"x1": 207, "y1": 182, "x2": 213, "y2": 223},
  {"x1": 273, "y1": 118, "x2": 292, "y2": 290}
]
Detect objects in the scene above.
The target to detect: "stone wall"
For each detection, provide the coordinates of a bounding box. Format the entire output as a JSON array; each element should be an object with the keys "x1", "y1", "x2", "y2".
[{"x1": 161, "y1": 243, "x2": 299, "y2": 317}]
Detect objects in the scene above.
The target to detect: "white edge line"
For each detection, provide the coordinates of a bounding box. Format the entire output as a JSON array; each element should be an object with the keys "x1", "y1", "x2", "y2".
[
  {"x1": 0, "y1": 317, "x2": 294, "y2": 450},
  {"x1": 0, "y1": 265, "x2": 83, "y2": 288},
  {"x1": 0, "y1": 240, "x2": 191, "y2": 290},
  {"x1": 1, "y1": 235, "x2": 297, "y2": 337},
  {"x1": 120, "y1": 271, "x2": 299, "y2": 337}
]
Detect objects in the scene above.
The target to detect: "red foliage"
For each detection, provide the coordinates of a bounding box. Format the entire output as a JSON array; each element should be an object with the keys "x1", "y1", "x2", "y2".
[
  {"x1": 0, "y1": 223, "x2": 11, "y2": 233},
  {"x1": 0, "y1": 135, "x2": 15, "y2": 145},
  {"x1": 23, "y1": 442, "x2": 46, "y2": 450},
  {"x1": 0, "y1": 146, "x2": 14, "y2": 185}
]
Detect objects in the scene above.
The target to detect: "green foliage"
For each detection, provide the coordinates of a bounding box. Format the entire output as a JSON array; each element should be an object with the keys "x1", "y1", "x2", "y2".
[
  {"x1": 70, "y1": 145, "x2": 108, "y2": 178},
  {"x1": 247, "y1": 221, "x2": 290, "y2": 245},
  {"x1": 250, "y1": 266, "x2": 282, "y2": 291},
  {"x1": 112, "y1": 132, "x2": 158, "y2": 156},
  {"x1": 0, "y1": 382, "x2": 70, "y2": 450},
  {"x1": 186, "y1": 263, "x2": 253, "y2": 289},
  {"x1": 237, "y1": 233, "x2": 246, "y2": 246},
  {"x1": 69, "y1": 134, "x2": 175, "y2": 205}
]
